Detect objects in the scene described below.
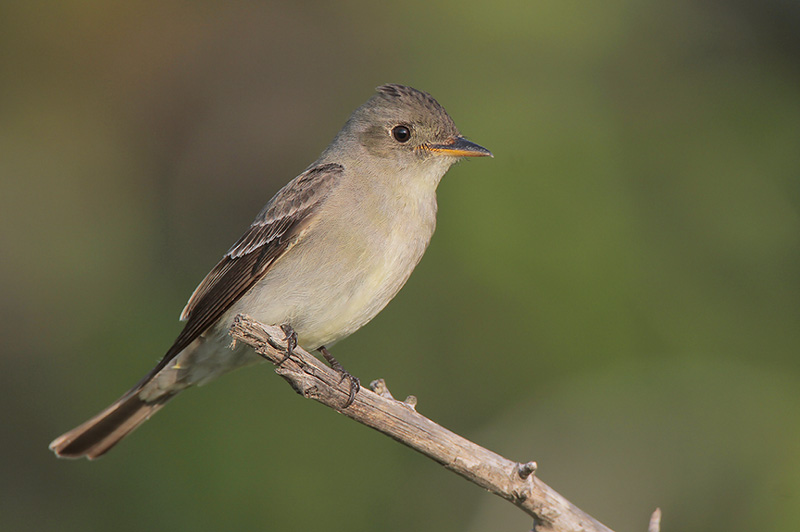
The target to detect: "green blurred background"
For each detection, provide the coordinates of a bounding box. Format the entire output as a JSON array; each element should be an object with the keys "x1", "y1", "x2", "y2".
[{"x1": 2, "y1": 1, "x2": 799, "y2": 531}]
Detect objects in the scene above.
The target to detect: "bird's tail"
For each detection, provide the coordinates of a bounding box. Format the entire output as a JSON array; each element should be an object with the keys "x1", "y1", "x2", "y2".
[{"x1": 49, "y1": 385, "x2": 176, "y2": 460}]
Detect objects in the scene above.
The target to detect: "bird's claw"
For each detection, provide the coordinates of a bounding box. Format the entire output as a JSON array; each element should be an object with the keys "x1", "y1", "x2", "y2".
[
  {"x1": 319, "y1": 346, "x2": 360, "y2": 408},
  {"x1": 339, "y1": 372, "x2": 360, "y2": 408},
  {"x1": 278, "y1": 324, "x2": 298, "y2": 365}
]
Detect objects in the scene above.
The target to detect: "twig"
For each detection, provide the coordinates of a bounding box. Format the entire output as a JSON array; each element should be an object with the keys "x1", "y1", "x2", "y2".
[
  {"x1": 648, "y1": 508, "x2": 662, "y2": 532},
  {"x1": 230, "y1": 314, "x2": 643, "y2": 532}
]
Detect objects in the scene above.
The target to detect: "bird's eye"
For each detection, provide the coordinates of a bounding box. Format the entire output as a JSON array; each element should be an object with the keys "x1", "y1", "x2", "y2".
[{"x1": 391, "y1": 125, "x2": 411, "y2": 143}]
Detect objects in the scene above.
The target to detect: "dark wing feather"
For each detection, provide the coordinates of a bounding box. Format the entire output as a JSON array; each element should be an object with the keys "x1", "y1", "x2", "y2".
[{"x1": 140, "y1": 163, "x2": 343, "y2": 383}]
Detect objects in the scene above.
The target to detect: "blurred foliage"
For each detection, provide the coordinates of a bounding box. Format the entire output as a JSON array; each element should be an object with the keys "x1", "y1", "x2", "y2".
[{"x1": 1, "y1": 1, "x2": 798, "y2": 531}]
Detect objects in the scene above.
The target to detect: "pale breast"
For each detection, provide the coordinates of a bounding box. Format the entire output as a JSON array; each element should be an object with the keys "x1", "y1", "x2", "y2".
[{"x1": 223, "y1": 179, "x2": 438, "y2": 350}]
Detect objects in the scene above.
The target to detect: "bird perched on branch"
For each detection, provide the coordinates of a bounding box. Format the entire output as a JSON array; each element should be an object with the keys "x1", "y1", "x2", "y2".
[{"x1": 50, "y1": 84, "x2": 492, "y2": 459}]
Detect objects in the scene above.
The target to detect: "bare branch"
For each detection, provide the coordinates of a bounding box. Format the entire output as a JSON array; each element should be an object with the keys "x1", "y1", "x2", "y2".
[
  {"x1": 230, "y1": 314, "x2": 633, "y2": 532},
  {"x1": 648, "y1": 508, "x2": 662, "y2": 532}
]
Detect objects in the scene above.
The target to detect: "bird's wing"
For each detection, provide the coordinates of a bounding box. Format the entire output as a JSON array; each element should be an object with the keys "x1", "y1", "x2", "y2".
[{"x1": 145, "y1": 163, "x2": 344, "y2": 380}]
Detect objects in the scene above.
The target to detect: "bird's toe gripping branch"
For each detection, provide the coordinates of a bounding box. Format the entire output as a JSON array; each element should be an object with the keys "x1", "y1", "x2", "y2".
[
  {"x1": 278, "y1": 324, "x2": 298, "y2": 365},
  {"x1": 319, "y1": 346, "x2": 360, "y2": 408}
]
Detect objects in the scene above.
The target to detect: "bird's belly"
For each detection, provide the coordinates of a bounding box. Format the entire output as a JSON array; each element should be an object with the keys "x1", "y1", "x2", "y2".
[{"x1": 224, "y1": 212, "x2": 433, "y2": 350}]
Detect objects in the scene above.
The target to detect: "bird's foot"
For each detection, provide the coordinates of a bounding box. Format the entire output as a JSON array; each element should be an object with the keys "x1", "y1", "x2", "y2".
[
  {"x1": 278, "y1": 324, "x2": 298, "y2": 365},
  {"x1": 318, "y1": 346, "x2": 360, "y2": 408}
]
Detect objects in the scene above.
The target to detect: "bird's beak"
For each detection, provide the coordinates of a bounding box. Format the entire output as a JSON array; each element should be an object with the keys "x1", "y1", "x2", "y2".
[{"x1": 426, "y1": 136, "x2": 493, "y2": 158}]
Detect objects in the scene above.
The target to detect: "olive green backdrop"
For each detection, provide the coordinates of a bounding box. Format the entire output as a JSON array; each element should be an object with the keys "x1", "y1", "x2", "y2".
[{"x1": 2, "y1": 1, "x2": 799, "y2": 531}]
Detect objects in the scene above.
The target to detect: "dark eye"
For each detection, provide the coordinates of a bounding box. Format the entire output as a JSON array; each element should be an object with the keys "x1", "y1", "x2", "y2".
[{"x1": 391, "y1": 125, "x2": 411, "y2": 143}]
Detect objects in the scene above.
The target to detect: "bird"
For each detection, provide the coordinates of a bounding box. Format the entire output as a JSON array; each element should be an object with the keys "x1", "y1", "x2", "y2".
[{"x1": 49, "y1": 83, "x2": 492, "y2": 459}]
